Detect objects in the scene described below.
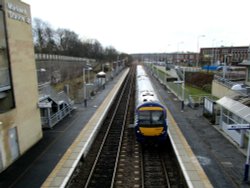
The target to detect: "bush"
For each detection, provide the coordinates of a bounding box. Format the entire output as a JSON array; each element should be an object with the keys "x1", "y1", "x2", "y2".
[
  {"x1": 186, "y1": 72, "x2": 213, "y2": 92},
  {"x1": 202, "y1": 84, "x2": 212, "y2": 93}
]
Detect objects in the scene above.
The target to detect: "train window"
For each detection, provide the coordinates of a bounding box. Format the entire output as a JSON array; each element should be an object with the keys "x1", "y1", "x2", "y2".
[
  {"x1": 151, "y1": 111, "x2": 164, "y2": 125},
  {"x1": 138, "y1": 111, "x2": 151, "y2": 125},
  {"x1": 138, "y1": 110, "x2": 164, "y2": 126}
]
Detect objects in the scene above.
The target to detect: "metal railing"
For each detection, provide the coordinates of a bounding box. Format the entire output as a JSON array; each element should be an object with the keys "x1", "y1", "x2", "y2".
[
  {"x1": 41, "y1": 105, "x2": 73, "y2": 128},
  {"x1": 35, "y1": 53, "x2": 95, "y2": 63},
  {"x1": 214, "y1": 74, "x2": 237, "y2": 88}
]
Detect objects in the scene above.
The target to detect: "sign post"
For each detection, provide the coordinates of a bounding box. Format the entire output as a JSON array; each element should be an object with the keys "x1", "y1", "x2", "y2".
[{"x1": 227, "y1": 124, "x2": 250, "y2": 182}]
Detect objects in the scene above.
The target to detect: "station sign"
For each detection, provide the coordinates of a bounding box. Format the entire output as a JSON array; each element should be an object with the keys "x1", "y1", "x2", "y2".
[
  {"x1": 227, "y1": 124, "x2": 250, "y2": 130},
  {"x1": 6, "y1": 1, "x2": 31, "y2": 24}
]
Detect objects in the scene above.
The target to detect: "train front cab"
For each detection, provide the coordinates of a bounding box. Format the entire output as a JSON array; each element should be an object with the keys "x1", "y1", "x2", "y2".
[{"x1": 135, "y1": 103, "x2": 167, "y2": 143}]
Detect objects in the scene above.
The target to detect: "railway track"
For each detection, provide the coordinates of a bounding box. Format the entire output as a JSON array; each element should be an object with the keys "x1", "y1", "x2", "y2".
[
  {"x1": 140, "y1": 140, "x2": 186, "y2": 188},
  {"x1": 67, "y1": 66, "x2": 135, "y2": 188},
  {"x1": 84, "y1": 72, "x2": 132, "y2": 187},
  {"x1": 67, "y1": 65, "x2": 187, "y2": 188}
]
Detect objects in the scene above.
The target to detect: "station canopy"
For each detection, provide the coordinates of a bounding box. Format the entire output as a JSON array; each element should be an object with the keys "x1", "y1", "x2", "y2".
[
  {"x1": 217, "y1": 96, "x2": 250, "y2": 122},
  {"x1": 96, "y1": 71, "x2": 106, "y2": 78}
]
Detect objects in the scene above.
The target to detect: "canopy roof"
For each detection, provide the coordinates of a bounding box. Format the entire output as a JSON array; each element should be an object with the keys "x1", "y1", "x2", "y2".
[
  {"x1": 217, "y1": 96, "x2": 250, "y2": 122},
  {"x1": 96, "y1": 71, "x2": 106, "y2": 78}
]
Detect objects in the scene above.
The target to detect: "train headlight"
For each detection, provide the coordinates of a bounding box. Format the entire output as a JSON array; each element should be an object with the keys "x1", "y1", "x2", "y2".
[{"x1": 137, "y1": 130, "x2": 141, "y2": 134}]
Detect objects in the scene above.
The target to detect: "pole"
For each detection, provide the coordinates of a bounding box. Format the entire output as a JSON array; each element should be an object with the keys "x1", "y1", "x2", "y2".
[
  {"x1": 181, "y1": 68, "x2": 185, "y2": 112},
  {"x1": 196, "y1": 36, "x2": 200, "y2": 67},
  {"x1": 88, "y1": 69, "x2": 90, "y2": 84},
  {"x1": 83, "y1": 68, "x2": 87, "y2": 107},
  {"x1": 223, "y1": 55, "x2": 227, "y2": 79},
  {"x1": 196, "y1": 35, "x2": 205, "y2": 67}
]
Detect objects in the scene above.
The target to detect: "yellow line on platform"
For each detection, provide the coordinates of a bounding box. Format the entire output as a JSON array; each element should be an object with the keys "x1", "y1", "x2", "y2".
[{"x1": 167, "y1": 110, "x2": 213, "y2": 188}]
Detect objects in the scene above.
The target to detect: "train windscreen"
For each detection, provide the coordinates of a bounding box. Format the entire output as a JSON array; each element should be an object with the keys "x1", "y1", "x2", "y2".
[{"x1": 138, "y1": 111, "x2": 165, "y2": 127}]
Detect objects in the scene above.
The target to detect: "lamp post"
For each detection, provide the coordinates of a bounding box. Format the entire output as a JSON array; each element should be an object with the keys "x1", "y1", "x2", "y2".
[
  {"x1": 83, "y1": 67, "x2": 87, "y2": 107},
  {"x1": 37, "y1": 68, "x2": 46, "y2": 84},
  {"x1": 174, "y1": 70, "x2": 185, "y2": 112},
  {"x1": 177, "y1": 41, "x2": 184, "y2": 65},
  {"x1": 222, "y1": 54, "x2": 232, "y2": 79},
  {"x1": 181, "y1": 68, "x2": 185, "y2": 111},
  {"x1": 87, "y1": 67, "x2": 92, "y2": 83},
  {"x1": 196, "y1": 35, "x2": 205, "y2": 67}
]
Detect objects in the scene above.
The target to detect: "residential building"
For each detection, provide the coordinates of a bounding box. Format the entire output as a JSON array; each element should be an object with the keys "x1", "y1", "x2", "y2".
[{"x1": 200, "y1": 46, "x2": 248, "y2": 66}]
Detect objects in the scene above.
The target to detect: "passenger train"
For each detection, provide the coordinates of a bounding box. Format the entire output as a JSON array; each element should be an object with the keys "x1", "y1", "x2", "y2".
[{"x1": 134, "y1": 65, "x2": 168, "y2": 143}]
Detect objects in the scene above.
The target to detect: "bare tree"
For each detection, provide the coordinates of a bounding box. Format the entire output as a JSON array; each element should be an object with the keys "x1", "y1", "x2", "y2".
[{"x1": 31, "y1": 17, "x2": 132, "y2": 64}]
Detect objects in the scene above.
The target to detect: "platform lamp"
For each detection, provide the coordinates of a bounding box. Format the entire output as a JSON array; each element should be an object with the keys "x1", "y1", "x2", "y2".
[
  {"x1": 196, "y1": 35, "x2": 206, "y2": 67},
  {"x1": 83, "y1": 67, "x2": 87, "y2": 107}
]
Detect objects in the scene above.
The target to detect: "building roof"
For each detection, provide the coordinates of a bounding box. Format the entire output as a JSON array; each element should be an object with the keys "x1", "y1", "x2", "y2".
[{"x1": 217, "y1": 96, "x2": 250, "y2": 122}]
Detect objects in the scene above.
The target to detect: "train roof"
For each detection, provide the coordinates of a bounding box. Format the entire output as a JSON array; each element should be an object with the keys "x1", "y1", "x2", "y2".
[{"x1": 136, "y1": 65, "x2": 159, "y2": 104}]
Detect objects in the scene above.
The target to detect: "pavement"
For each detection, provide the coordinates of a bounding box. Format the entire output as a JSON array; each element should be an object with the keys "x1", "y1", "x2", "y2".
[
  {"x1": 150, "y1": 72, "x2": 250, "y2": 188},
  {"x1": 0, "y1": 71, "x2": 123, "y2": 188}
]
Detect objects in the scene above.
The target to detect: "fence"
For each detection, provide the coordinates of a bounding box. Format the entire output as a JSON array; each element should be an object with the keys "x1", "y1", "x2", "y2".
[
  {"x1": 147, "y1": 64, "x2": 214, "y2": 106},
  {"x1": 35, "y1": 53, "x2": 95, "y2": 63}
]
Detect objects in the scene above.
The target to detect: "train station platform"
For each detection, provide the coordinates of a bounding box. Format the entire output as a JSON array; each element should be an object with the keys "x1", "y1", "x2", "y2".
[
  {"x1": 152, "y1": 70, "x2": 250, "y2": 188},
  {"x1": 0, "y1": 69, "x2": 129, "y2": 188},
  {"x1": 1, "y1": 64, "x2": 247, "y2": 188},
  {"x1": 39, "y1": 66, "x2": 213, "y2": 188},
  {"x1": 42, "y1": 69, "x2": 129, "y2": 187},
  {"x1": 167, "y1": 112, "x2": 212, "y2": 188}
]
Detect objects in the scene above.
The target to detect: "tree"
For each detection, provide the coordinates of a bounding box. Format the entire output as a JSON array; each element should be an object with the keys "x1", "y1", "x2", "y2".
[
  {"x1": 104, "y1": 46, "x2": 118, "y2": 62},
  {"x1": 32, "y1": 18, "x2": 47, "y2": 53},
  {"x1": 56, "y1": 28, "x2": 82, "y2": 56},
  {"x1": 31, "y1": 17, "x2": 133, "y2": 64},
  {"x1": 32, "y1": 18, "x2": 57, "y2": 53}
]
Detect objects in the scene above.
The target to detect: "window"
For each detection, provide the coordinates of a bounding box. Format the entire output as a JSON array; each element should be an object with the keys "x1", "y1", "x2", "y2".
[
  {"x1": 151, "y1": 111, "x2": 164, "y2": 125},
  {"x1": 138, "y1": 110, "x2": 165, "y2": 127},
  {"x1": 138, "y1": 111, "x2": 151, "y2": 125},
  {"x1": 0, "y1": 8, "x2": 15, "y2": 113}
]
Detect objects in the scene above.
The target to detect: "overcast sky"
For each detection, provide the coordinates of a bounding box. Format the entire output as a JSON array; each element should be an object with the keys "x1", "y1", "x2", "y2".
[{"x1": 22, "y1": 0, "x2": 250, "y2": 54}]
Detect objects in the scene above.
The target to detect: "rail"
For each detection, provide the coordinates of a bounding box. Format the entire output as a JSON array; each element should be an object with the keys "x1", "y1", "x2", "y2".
[{"x1": 83, "y1": 71, "x2": 131, "y2": 187}]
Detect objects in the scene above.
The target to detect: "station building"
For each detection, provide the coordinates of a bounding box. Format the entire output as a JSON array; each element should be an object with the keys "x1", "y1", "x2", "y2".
[{"x1": 0, "y1": 0, "x2": 42, "y2": 172}]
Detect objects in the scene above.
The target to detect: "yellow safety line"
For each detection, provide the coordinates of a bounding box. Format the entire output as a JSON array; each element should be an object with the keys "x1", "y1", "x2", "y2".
[{"x1": 167, "y1": 109, "x2": 213, "y2": 188}]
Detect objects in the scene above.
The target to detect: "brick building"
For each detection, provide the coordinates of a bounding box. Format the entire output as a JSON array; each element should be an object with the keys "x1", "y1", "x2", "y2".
[{"x1": 200, "y1": 46, "x2": 248, "y2": 66}]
